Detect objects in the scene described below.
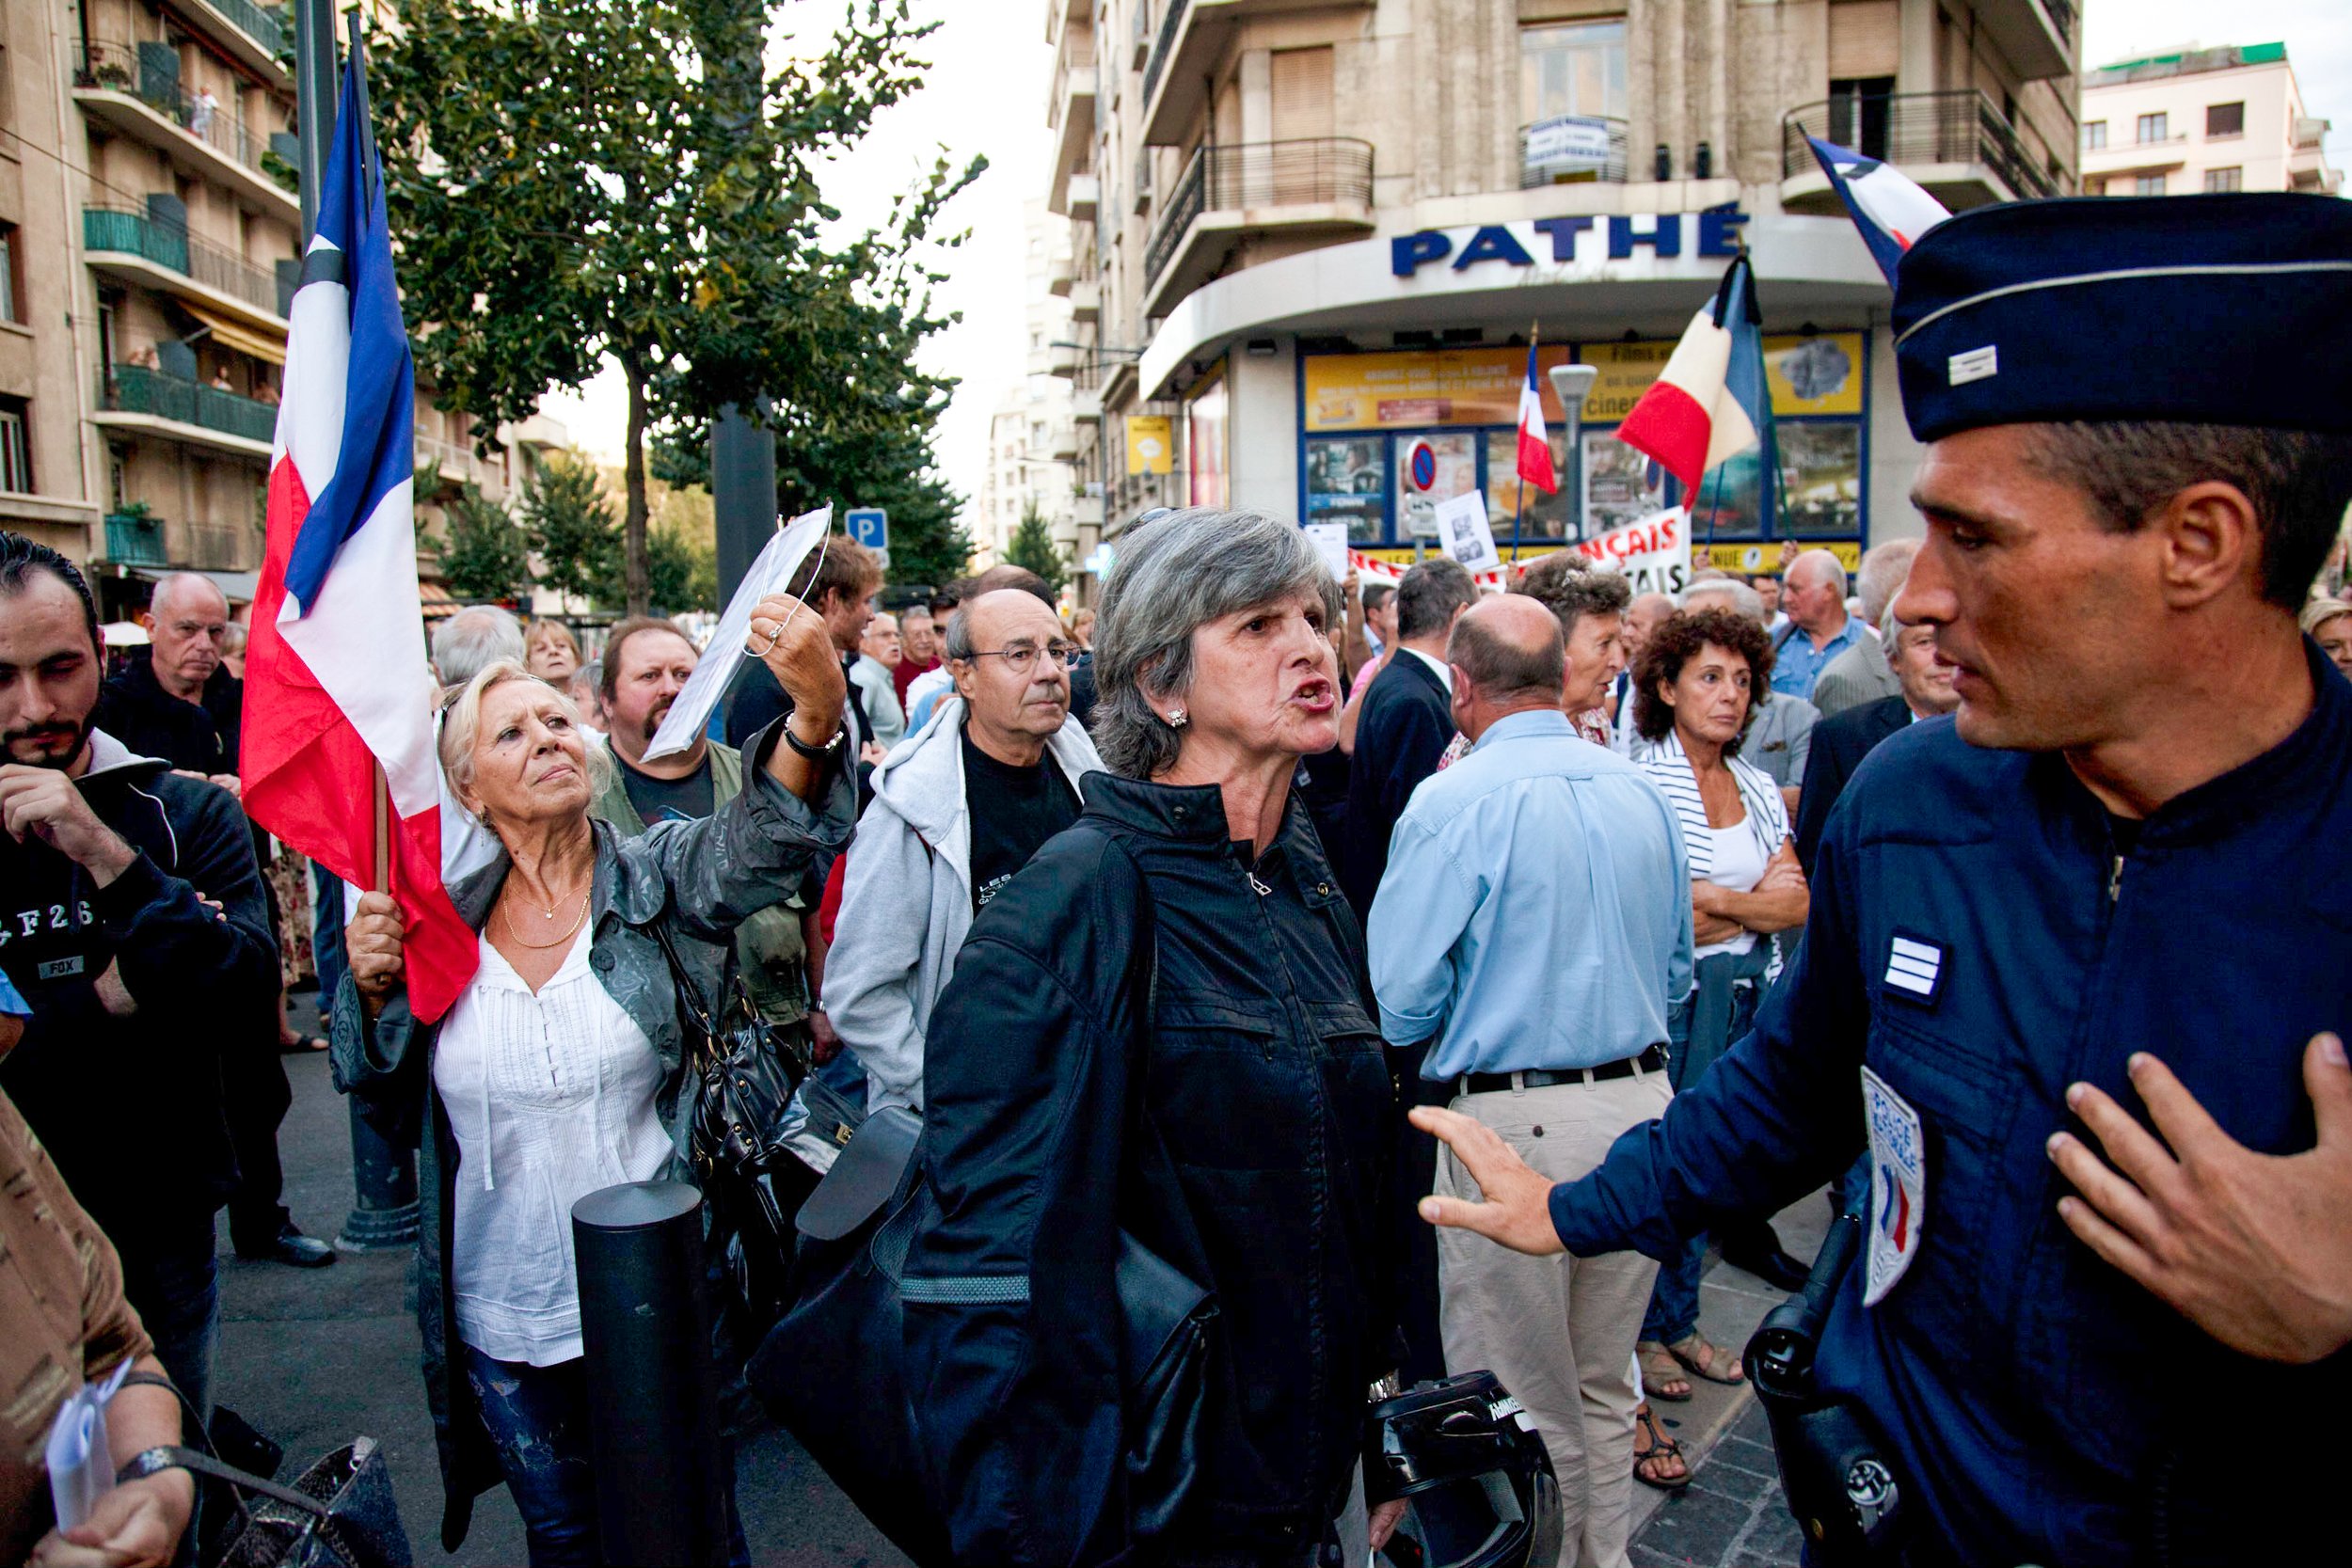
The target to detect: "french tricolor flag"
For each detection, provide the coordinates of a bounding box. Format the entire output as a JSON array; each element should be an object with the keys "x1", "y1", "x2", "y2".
[
  {"x1": 1805, "y1": 135, "x2": 1953, "y2": 285},
  {"x1": 241, "y1": 44, "x2": 474, "y2": 1022},
  {"x1": 1611, "y1": 254, "x2": 1777, "y2": 498},
  {"x1": 1515, "y1": 340, "x2": 1556, "y2": 495}
]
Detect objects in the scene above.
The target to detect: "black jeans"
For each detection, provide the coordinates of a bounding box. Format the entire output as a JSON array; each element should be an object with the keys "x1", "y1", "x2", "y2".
[{"x1": 119, "y1": 1215, "x2": 220, "y2": 1421}]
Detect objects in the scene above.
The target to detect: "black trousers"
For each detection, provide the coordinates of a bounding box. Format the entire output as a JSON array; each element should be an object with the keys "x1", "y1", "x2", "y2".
[
  {"x1": 227, "y1": 863, "x2": 294, "y2": 1250},
  {"x1": 1388, "y1": 1040, "x2": 1454, "y2": 1387}
]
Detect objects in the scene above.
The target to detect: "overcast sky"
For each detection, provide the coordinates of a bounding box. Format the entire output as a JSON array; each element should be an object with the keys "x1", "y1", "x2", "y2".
[{"x1": 542, "y1": 0, "x2": 2350, "y2": 520}]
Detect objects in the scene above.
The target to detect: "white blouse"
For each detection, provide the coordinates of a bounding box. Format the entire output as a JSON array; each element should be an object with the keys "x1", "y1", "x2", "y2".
[{"x1": 433, "y1": 927, "x2": 675, "y2": 1368}]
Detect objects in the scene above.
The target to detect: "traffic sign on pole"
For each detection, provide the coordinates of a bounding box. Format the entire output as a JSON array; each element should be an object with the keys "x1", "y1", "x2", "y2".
[{"x1": 845, "y1": 508, "x2": 888, "y2": 550}]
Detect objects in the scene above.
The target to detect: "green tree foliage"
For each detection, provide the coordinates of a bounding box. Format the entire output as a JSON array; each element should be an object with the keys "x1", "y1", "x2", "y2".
[
  {"x1": 1001, "y1": 499, "x2": 1068, "y2": 595},
  {"x1": 437, "y1": 483, "x2": 532, "y2": 604},
  {"x1": 520, "y1": 455, "x2": 620, "y2": 604},
  {"x1": 373, "y1": 0, "x2": 980, "y2": 614}
]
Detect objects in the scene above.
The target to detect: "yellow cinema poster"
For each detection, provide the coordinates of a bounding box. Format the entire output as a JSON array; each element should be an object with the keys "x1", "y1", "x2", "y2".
[
  {"x1": 1303, "y1": 345, "x2": 1575, "y2": 433},
  {"x1": 1126, "y1": 415, "x2": 1173, "y2": 476}
]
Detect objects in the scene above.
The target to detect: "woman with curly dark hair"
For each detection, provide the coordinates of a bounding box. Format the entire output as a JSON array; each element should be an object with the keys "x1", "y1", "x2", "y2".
[{"x1": 1626, "y1": 608, "x2": 1809, "y2": 1419}]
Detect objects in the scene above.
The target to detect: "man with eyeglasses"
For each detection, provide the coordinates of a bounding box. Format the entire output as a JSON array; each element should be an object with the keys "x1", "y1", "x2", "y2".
[{"x1": 825, "y1": 589, "x2": 1104, "y2": 1122}]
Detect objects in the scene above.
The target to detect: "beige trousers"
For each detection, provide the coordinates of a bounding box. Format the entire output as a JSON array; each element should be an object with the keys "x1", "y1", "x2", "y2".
[{"x1": 1434, "y1": 1069, "x2": 1672, "y2": 1568}]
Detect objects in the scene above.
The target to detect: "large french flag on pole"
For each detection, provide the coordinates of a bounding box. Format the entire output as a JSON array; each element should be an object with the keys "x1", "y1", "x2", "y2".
[
  {"x1": 1515, "y1": 340, "x2": 1557, "y2": 494},
  {"x1": 1611, "y1": 253, "x2": 1777, "y2": 498},
  {"x1": 241, "y1": 41, "x2": 474, "y2": 1022},
  {"x1": 1804, "y1": 135, "x2": 1953, "y2": 285}
]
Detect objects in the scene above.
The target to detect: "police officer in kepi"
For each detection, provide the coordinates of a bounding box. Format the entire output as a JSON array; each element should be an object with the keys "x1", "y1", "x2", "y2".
[{"x1": 1406, "y1": 190, "x2": 2352, "y2": 1567}]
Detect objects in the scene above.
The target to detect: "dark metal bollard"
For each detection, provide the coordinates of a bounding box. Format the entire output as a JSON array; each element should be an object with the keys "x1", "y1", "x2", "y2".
[{"x1": 572, "y1": 1180, "x2": 725, "y2": 1568}]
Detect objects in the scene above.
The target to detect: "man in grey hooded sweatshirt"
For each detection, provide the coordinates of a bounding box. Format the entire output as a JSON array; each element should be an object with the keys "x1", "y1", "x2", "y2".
[{"x1": 824, "y1": 589, "x2": 1103, "y2": 1117}]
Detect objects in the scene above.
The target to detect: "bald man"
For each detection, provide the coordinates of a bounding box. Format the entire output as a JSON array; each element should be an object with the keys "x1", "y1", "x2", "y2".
[
  {"x1": 1610, "y1": 591, "x2": 1677, "y2": 754},
  {"x1": 96, "y1": 573, "x2": 240, "y2": 787},
  {"x1": 1769, "y1": 548, "x2": 1866, "y2": 701},
  {"x1": 1368, "y1": 594, "x2": 1692, "y2": 1566}
]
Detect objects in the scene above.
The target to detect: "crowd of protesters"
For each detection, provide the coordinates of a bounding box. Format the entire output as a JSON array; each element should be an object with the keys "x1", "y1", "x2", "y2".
[{"x1": 3, "y1": 464, "x2": 2350, "y2": 1568}]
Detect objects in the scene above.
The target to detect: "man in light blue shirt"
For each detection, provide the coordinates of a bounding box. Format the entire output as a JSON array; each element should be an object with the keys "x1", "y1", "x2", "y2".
[
  {"x1": 1769, "y1": 547, "x2": 1866, "y2": 700},
  {"x1": 1368, "y1": 594, "x2": 1692, "y2": 1568}
]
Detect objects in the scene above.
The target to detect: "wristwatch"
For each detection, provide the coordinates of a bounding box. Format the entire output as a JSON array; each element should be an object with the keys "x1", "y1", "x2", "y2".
[{"x1": 782, "y1": 720, "x2": 846, "y2": 762}]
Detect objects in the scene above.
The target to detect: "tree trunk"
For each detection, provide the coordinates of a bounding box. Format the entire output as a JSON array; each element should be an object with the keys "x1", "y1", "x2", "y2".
[{"x1": 623, "y1": 358, "x2": 651, "y2": 616}]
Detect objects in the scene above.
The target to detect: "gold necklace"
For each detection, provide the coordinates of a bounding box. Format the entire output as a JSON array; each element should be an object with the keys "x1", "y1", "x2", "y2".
[{"x1": 500, "y1": 891, "x2": 590, "y2": 950}]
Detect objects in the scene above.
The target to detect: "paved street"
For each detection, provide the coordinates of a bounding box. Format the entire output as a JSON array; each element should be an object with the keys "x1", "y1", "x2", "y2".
[{"x1": 236, "y1": 991, "x2": 1805, "y2": 1567}]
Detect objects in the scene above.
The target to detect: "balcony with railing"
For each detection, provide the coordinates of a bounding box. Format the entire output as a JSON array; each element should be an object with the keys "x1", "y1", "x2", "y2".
[
  {"x1": 72, "y1": 42, "x2": 295, "y2": 214},
  {"x1": 1143, "y1": 138, "x2": 1374, "y2": 315},
  {"x1": 1047, "y1": 24, "x2": 1098, "y2": 214},
  {"x1": 1781, "y1": 91, "x2": 2067, "y2": 216},
  {"x1": 182, "y1": 0, "x2": 289, "y2": 77},
  {"x1": 84, "y1": 205, "x2": 291, "y2": 324},
  {"x1": 1140, "y1": 0, "x2": 1374, "y2": 146},
  {"x1": 1519, "y1": 118, "x2": 1630, "y2": 188},
  {"x1": 97, "y1": 364, "x2": 278, "y2": 455}
]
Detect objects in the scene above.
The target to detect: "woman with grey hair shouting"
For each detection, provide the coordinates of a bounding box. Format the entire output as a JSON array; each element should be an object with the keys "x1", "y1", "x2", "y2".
[
  {"x1": 901, "y1": 508, "x2": 1406, "y2": 1565},
  {"x1": 334, "y1": 592, "x2": 853, "y2": 1566}
]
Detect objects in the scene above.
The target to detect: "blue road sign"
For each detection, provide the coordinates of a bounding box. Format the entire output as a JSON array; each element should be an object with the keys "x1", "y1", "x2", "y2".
[{"x1": 845, "y1": 508, "x2": 888, "y2": 550}]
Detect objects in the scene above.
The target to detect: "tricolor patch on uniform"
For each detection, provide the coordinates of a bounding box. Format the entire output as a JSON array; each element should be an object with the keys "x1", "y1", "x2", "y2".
[
  {"x1": 1884, "y1": 934, "x2": 1943, "y2": 1002},
  {"x1": 1861, "y1": 1066, "x2": 1927, "y2": 1307}
]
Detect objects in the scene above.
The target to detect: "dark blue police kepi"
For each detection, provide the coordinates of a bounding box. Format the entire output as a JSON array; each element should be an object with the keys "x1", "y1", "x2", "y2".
[{"x1": 1891, "y1": 193, "x2": 2352, "y2": 442}]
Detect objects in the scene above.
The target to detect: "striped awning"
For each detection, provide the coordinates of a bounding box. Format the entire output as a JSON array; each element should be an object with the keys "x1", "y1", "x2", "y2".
[{"x1": 181, "y1": 302, "x2": 287, "y2": 367}]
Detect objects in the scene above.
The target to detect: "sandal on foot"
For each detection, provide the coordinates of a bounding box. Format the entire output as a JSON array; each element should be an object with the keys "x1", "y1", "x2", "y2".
[
  {"x1": 1632, "y1": 1404, "x2": 1690, "y2": 1491},
  {"x1": 1637, "y1": 1339, "x2": 1693, "y2": 1402},
  {"x1": 1667, "y1": 1333, "x2": 1745, "y2": 1386},
  {"x1": 279, "y1": 1035, "x2": 329, "y2": 1053}
]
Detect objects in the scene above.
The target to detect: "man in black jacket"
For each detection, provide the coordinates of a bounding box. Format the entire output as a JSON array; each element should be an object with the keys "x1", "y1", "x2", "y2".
[
  {"x1": 1792, "y1": 606, "x2": 1959, "y2": 871},
  {"x1": 0, "y1": 536, "x2": 280, "y2": 1417},
  {"x1": 1339, "y1": 557, "x2": 1477, "y2": 914},
  {"x1": 93, "y1": 573, "x2": 331, "y2": 1270}
]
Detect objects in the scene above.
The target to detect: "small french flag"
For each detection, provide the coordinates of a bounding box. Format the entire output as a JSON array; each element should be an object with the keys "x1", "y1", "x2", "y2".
[
  {"x1": 1805, "y1": 135, "x2": 1953, "y2": 285},
  {"x1": 1515, "y1": 341, "x2": 1557, "y2": 495},
  {"x1": 1612, "y1": 254, "x2": 1776, "y2": 497}
]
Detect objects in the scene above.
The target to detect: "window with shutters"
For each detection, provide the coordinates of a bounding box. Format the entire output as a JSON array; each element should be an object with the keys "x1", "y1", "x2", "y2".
[
  {"x1": 2206, "y1": 102, "x2": 2244, "y2": 138},
  {"x1": 1518, "y1": 21, "x2": 1628, "y2": 126},
  {"x1": 2135, "y1": 173, "x2": 2166, "y2": 196},
  {"x1": 2203, "y1": 166, "x2": 2242, "y2": 193},
  {"x1": 0, "y1": 403, "x2": 30, "y2": 495},
  {"x1": 0, "y1": 227, "x2": 19, "y2": 325},
  {"x1": 2137, "y1": 112, "x2": 2169, "y2": 144},
  {"x1": 2086, "y1": 120, "x2": 2106, "y2": 150},
  {"x1": 1270, "y1": 48, "x2": 1334, "y2": 143},
  {"x1": 1825, "y1": 2, "x2": 1899, "y2": 84}
]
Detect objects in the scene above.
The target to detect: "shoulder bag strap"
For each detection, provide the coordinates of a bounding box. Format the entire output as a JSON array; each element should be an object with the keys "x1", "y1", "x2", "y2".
[
  {"x1": 117, "y1": 1446, "x2": 334, "y2": 1520},
  {"x1": 647, "y1": 911, "x2": 720, "y2": 1045}
]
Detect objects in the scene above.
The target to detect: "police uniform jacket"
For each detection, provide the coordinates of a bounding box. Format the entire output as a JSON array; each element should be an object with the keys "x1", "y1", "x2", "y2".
[{"x1": 1549, "y1": 644, "x2": 2352, "y2": 1565}]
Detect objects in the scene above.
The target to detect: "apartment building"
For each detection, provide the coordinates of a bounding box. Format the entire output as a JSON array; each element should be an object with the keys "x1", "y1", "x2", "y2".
[
  {"x1": 0, "y1": 0, "x2": 557, "y2": 623},
  {"x1": 2081, "y1": 42, "x2": 2340, "y2": 199},
  {"x1": 1045, "y1": 0, "x2": 2081, "y2": 598},
  {"x1": 971, "y1": 198, "x2": 1078, "y2": 571}
]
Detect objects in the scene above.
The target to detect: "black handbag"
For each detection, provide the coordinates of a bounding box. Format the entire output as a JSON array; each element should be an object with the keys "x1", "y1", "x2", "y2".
[
  {"x1": 112, "y1": 1373, "x2": 413, "y2": 1568},
  {"x1": 747, "y1": 897, "x2": 1215, "y2": 1565},
  {"x1": 650, "y1": 915, "x2": 812, "y2": 1319}
]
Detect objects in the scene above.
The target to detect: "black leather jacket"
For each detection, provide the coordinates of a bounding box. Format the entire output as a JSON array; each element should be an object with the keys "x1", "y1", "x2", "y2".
[{"x1": 903, "y1": 771, "x2": 1396, "y2": 1565}]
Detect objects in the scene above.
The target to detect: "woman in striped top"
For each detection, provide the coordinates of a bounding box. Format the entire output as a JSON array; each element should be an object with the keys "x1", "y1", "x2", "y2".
[{"x1": 1626, "y1": 608, "x2": 1812, "y2": 1444}]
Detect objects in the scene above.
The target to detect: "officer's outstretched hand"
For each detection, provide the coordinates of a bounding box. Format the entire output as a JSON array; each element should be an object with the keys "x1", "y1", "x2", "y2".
[
  {"x1": 1409, "y1": 1106, "x2": 1565, "y2": 1257},
  {"x1": 2048, "y1": 1034, "x2": 2352, "y2": 1365}
]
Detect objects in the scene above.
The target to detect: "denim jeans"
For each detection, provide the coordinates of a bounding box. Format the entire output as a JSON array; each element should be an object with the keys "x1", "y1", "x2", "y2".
[
  {"x1": 463, "y1": 1348, "x2": 752, "y2": 1568},
  {"x1": 1641, "y1": 983, "x2": 1759, "y2": 1346},
  {"x1": 120, "y1": 1216, "x2": 220, "y2": 1423}
]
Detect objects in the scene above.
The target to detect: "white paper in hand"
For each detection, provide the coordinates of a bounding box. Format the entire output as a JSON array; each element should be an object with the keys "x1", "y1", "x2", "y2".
[
  {"x1": 46, "y1": 1359, "x2": 134, "y2": 1531},
  {"x1": 1303, "y1": 522, "x2": 1351, "y2": 581},
  {"x1": 1434, "y1": 489, "x2": 1502, "y2": 575},
  {"x1": 643, "y1": 505, "x2": 832, "y2": 763}
]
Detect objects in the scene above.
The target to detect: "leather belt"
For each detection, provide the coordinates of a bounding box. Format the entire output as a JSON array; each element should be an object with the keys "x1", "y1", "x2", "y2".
[{"x1": 1458, "y1": 1045, "x2": 1667, "y2": 1097}]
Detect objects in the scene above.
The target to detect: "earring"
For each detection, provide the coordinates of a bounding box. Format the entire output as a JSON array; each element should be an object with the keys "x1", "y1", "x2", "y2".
[{"x1": 1166, "y1": 706, "x2": 1188, "y2": 728}]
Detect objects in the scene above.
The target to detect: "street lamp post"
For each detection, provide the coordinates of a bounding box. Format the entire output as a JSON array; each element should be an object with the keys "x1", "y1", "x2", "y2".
[{"x1": 1548, "y1": 365, "x2": 1599, "y2": 544}]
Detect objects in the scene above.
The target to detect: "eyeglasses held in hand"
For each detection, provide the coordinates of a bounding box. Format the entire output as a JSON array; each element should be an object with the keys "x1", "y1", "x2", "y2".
[{"x1": 965, "y1": 641, "x2": 1080, "y2": 673}]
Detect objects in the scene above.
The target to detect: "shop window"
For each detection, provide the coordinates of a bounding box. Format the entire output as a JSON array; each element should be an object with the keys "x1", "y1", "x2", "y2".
[
  {"x1": 1305, "y1": 436, "x2": 1387, "y2": 544},
  {"x1": 1775, "y1": 424, "x2": 1863, "y2": 538},
  {"x1": 1483, "y1": 430, "x2": 1569, "y2": 546},
  {"x1": 1519, "y1": 20, "x2": 1629, "y2": 126},
  {"x1": 2085, "y1": 120, "x2": 2106, "y2": 150},
  {"x1": 1186, "y1": 372, "x2": 1228, "y2": 511},
  {"x1": 1393, "y1": 433, "x2": 1479, "y2": 543},
  {"x1": 2203, "y1": 166, "x2": 2242, "y2": 193},
  {"x1": 2206, "y1": 102, "x2": 2244, "y2": 138},
  {"x1": 2137, "y1": 112, "x2": 2169, "y2": 144},
  {"x1": 0, "y1": 401, "x2": 30, "y2": 494},
  {"x1": 1583, "y1": 431, "x2": 1673, "y2": 537}
]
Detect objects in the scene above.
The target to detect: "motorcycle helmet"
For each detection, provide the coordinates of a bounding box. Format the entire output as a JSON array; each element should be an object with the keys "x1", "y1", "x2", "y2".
[{"x1": 1366, "y1": 1371, "x2": 1563, "y2": 1568}]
